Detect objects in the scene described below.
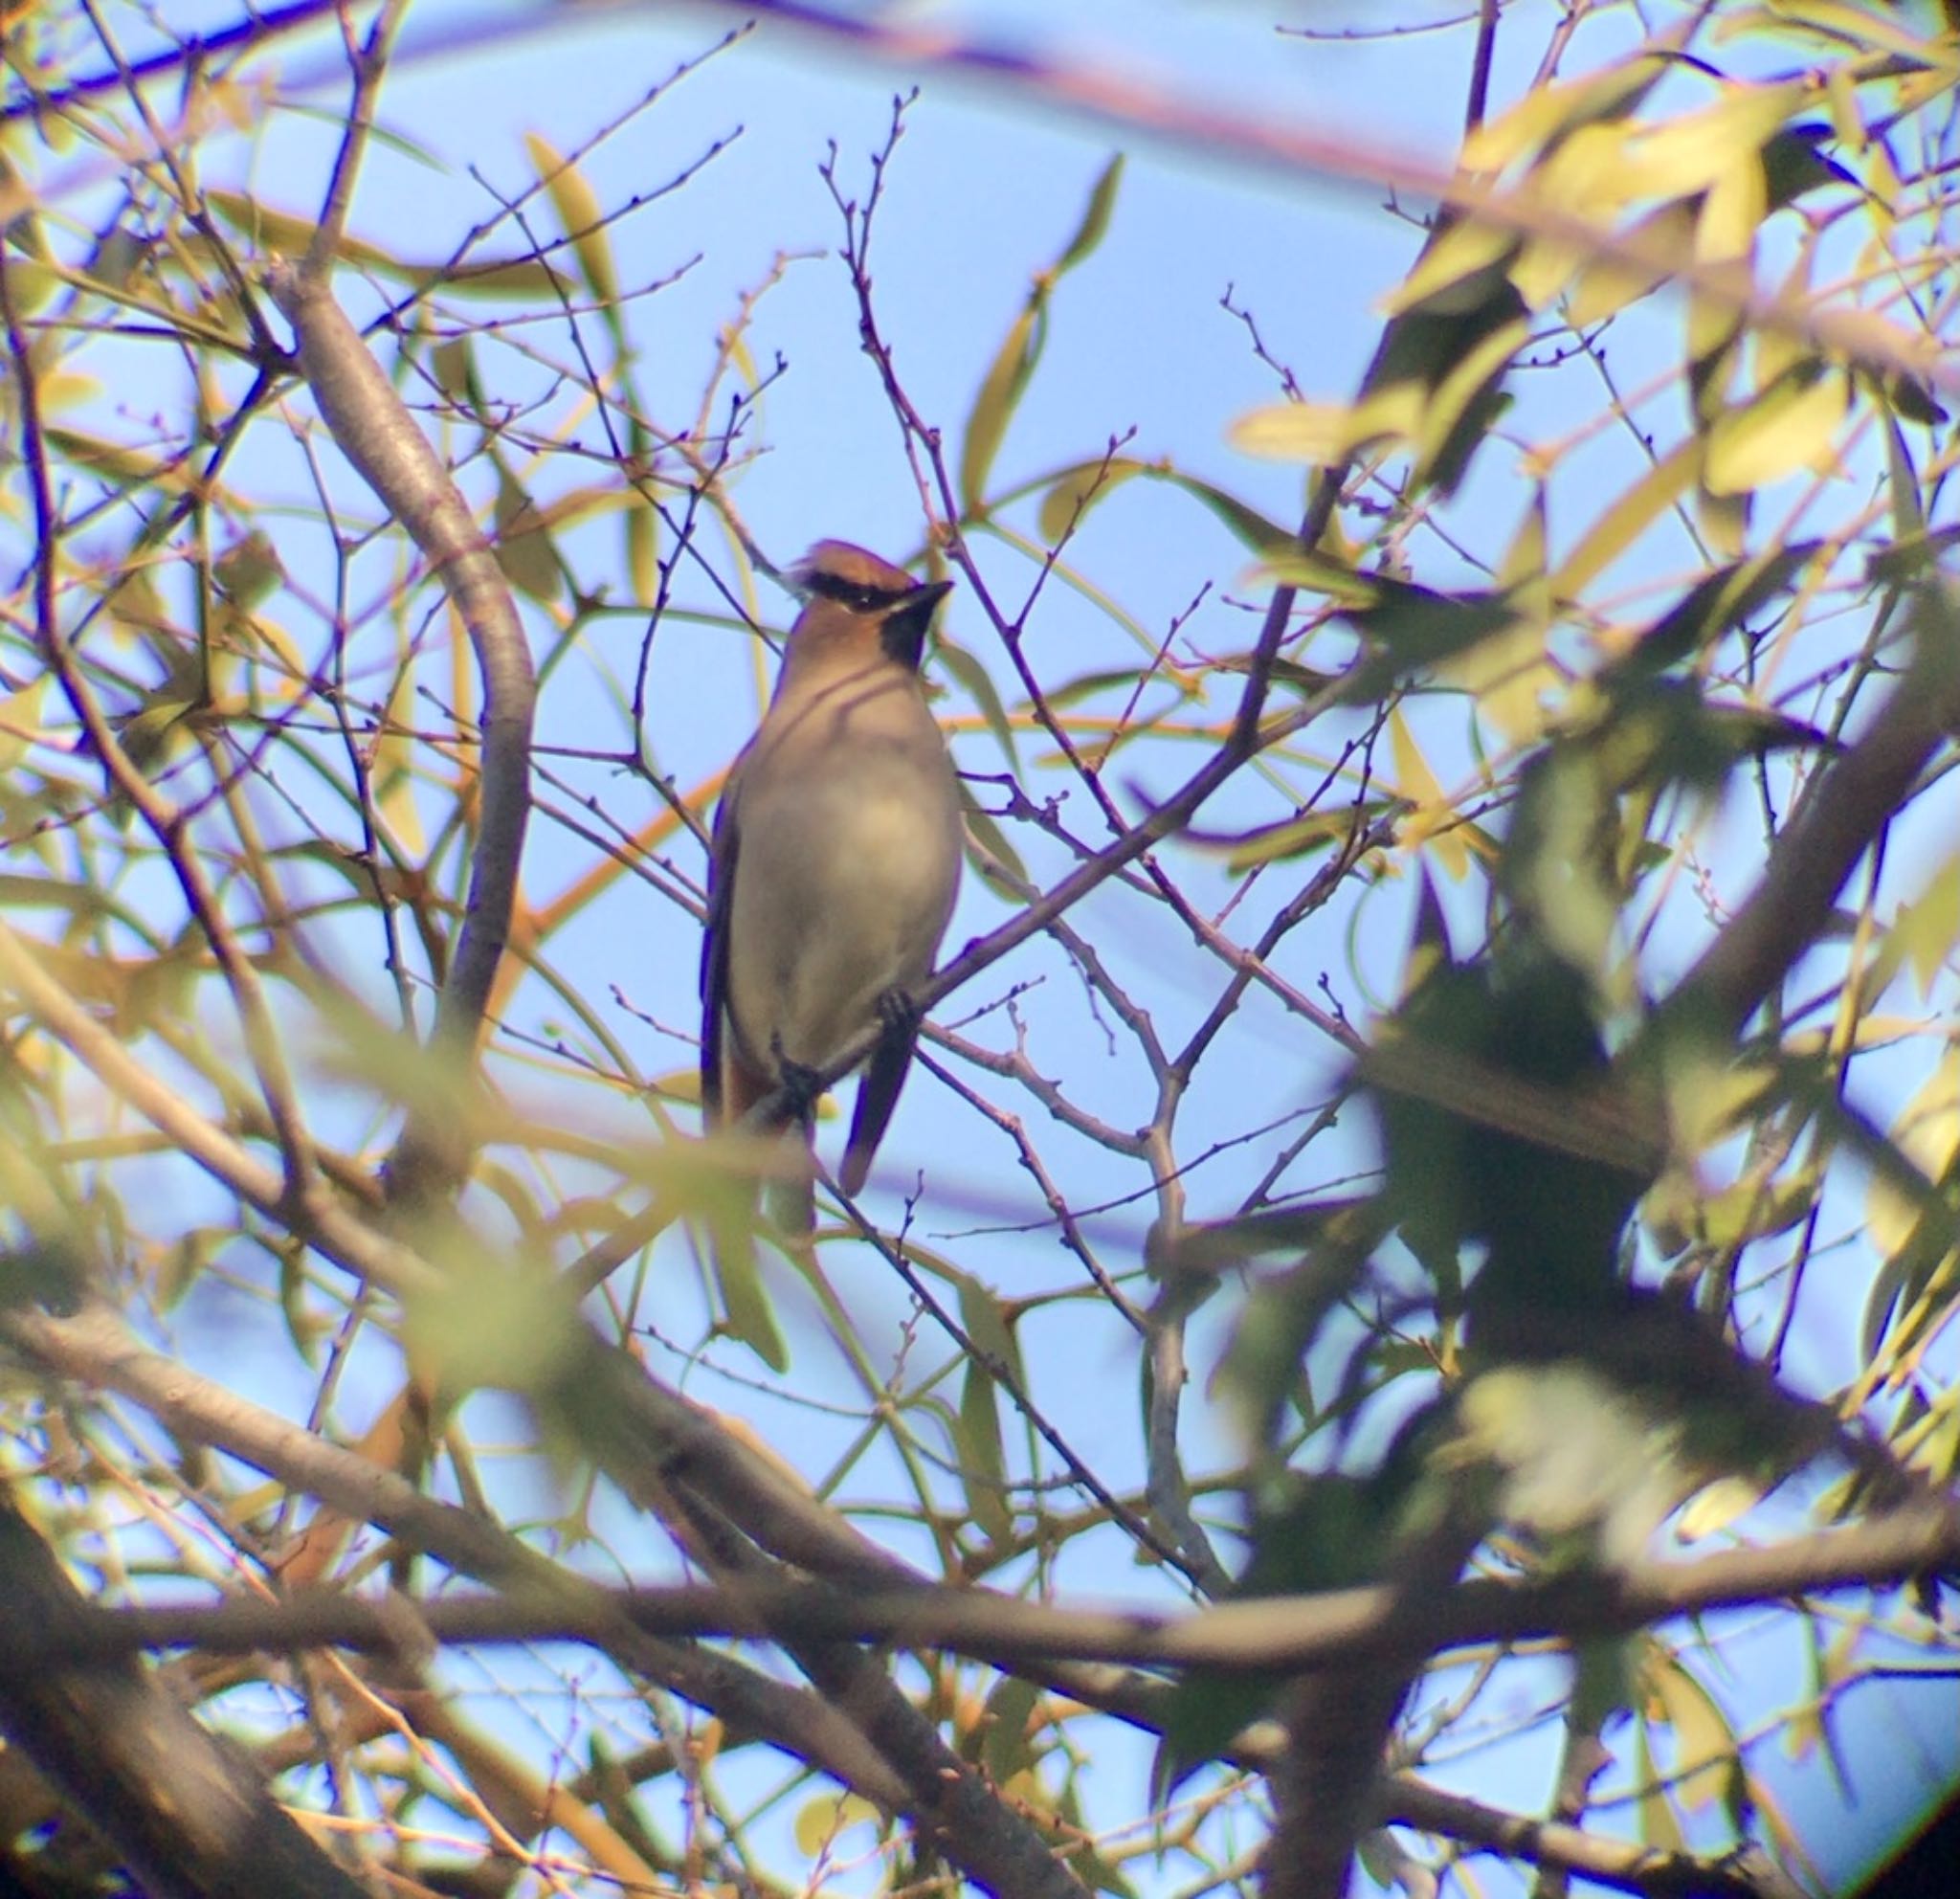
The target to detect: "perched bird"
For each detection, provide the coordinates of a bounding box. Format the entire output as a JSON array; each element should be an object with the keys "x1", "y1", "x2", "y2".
[{"x1": 700, "y1": 541, "x2": 962, "y2": 1226}]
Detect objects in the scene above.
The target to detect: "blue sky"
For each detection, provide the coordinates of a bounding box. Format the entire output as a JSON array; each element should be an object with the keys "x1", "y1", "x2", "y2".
[{"x1": 12, "y1": 1, "x2": 1958, "y2": 1891}]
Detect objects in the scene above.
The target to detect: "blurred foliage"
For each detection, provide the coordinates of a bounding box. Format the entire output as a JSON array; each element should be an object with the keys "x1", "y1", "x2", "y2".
[{"x1": 0, "y1": 2, "x2": 1957, "y2": 1896}]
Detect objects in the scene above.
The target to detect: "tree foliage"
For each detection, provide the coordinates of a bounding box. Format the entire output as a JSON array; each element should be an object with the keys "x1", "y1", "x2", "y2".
[{"x1": 0, "y1": 3, "x2": 1956, "y2": 1898}]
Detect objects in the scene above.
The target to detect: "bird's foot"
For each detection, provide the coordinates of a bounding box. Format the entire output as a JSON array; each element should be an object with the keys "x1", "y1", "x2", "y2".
[
  {"x1": 874, "y1": 987, "x2": 922, "y2": 1039},
  {"x1": 771, "y1": 1051, "x2": 824, "y2": 1125}
]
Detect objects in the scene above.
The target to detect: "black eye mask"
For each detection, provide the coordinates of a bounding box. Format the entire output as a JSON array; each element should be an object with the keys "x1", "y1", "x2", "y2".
[{"x1": 801, "y1": 570, "x2": 911, "y2": 614}]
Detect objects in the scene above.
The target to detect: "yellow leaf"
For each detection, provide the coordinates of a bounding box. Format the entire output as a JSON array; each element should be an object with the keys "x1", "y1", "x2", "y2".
[
  {"x1": 524, "y1": 132, "x2": 616, "y2": 307},
  {"x1": 1565, "y1": 200, "x2": 1695, "y2": 328},
  {"x1": 1377, "y1": 216, "x2": 1516, "y2": 317},
  {"x1": 1553, "y1": 437, "x2": 1704, "y2": 600},
  {"x1": 1645, "y1": 1655, "x2": 1740, "y2": 1816},
  {"x1": 1888, "y1": 850, "x2": 1960, "y2": 995},
  {"x1": 1234, "y1": 392, "x2": 1387, "y2": 464},
  {"x1": 1694, "y1": 150, "x2": 1767, "y2": 262},
  {"x1": 1704, "y1": 364, "x2": 1849, "y2": 496},
  {"x1": 1391, "y1": 707, "x2": 1469, "y2": 879},
  {"x1": 1461, "y1": 56, "x2": 1665, "y2": 171},
  {"x1": 1437, "y1": 612, "x2": 1561, "y2": 742},
  {"x1": 375, "y1": 660, "x2": 424, "y2": 858},
  {"x1": 792, "y1": 1794, "x2": 881, "y2": 1856},
  {"x1": 1866, "y1": 1050, "x2": 1960, "y2": 1259},
  {"x1": 0, "y1": 679, "x2": 49, "y2": 771},
  {"x1": 1623, "y1": 84, "x2": 1804, "y2": 203}
]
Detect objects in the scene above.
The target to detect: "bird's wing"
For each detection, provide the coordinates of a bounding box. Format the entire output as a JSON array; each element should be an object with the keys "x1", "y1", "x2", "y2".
[
  {"x1": 840, "y1": 1007, "x2": 921, "y2": 1195},
  {"x1": 699, "y1": 778, "x2": 739, "y2": 1128}
]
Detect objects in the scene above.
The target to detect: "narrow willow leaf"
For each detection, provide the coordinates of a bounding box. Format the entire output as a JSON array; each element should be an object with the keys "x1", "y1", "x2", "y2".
[
  {"x1": 1391, "y1": 706, "x2": 1469, "y2": 879},
  {"x1": 625, "y1": 498, "x2": 659, "y2": 606},
  {"x1": 494, "y1": 463, "x2": 562, "y2": 603},
  {"x1": 961, "y1": 302, "x2": 1041, "y2": 514},
  {"x1": 1055, "y1": 152, "x2": 1125, "y2": 275},
  {"x1": 525, "y1": 132, "x2": 618, "y2": 308},
  {"x1": 1646, "y1": 1655, "x2": 1743, "y2": 1817},
  {"x1": 935, "y1": 636, "x2": 1018, "y2": 770},
  {"x1": 1232, "y1": 387, "x2": 1416, "y2": 465},
  {"x1": 1704, "y1": 363, "x2": 1849, "y2": 496},
  {"x1": 1625, "y1": 83, "x2": 1805, "y2": 204},
  {"x1": 1462, "y1": 55, "x2": 1666, "y2": 171},
  {"x1": 1565, "y1": 200, "x2": 1695, "y2": 328},
  {"x1": 1036, "y1": 455, "x2": 1145, "y2": 544},
  {"x1": 1886, "y1": 851, "x2": 1960, "y2": 996}
]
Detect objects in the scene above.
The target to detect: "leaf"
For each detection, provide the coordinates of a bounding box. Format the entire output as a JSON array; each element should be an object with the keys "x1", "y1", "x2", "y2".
[
  {"x1": 1625, "y1": 83, "x2": 1806, "y2": 203},
  {"x1": 1391, "y1": 708, "x2": 1469, "y2": 879},
  {"x1": 1192, "y1": 799, "x2": 1393, "y2": 876},
  {"x1": 792, "y1": 1793, "x2": 881, "y2": 1855},
  {"x1": 1704, "y1": 362, "x2": 1849, "y2": 496},
  {"x1": 935, "y1": 635, "x2": 1018, "y2": 770},
  {"x1": 981, "y1": 1675, "x2": 1041, "y2": 1786},
  {"x1": 1036, "y1": 456, "x2": 1145, "y2": 544},
  {"x1": 961, "y1": 302, "x2": 1041, "y2": 514},
  {"x1": 1865, "y1": 1049, "x2": 1960, "y2": 1260},
  {"x1": 1550, "y1": 437, "x2": 1704, "y2": 599},
  {"x1": 1342, "y1": 573, "x2": 1522, "y2": 669},
  {"x1": 1565, "y1": 200, "x2": 1696, "y2": 329},
  {"x1": 207, "y1": 188, "x2": 566, "y2": 297},
  {"x1": 1055, "y1": 152, "x2": 1125, "y2": 274},
  {"x1": 525, "y1": 132, "x2": 620, "y2": 339},
  {"x1": 959, "y1": 796, "x2": 1031, "y2": 894},
  {"x1": 213, "y1": 529, "x2": 284, "y2": 610},
  {"x1": 494, "y1": 462, "x2": 562, "y2": 603},
  {"x1": 0, "y1": 679, "x2": 49, "y2": 773},
  {"x1": 1646, "y1": 1654, "x2": 1743, "y2": 1819},
  {"x1": 1462, "y1": 56, "x2": 1667, "y2": 171},
  {"x1": 625, "y1": 498, "x2": 659, "y2": 607},
  {"x1": 955, "y1": 1280, "x2": 1021, "y2": 1544},
  {"x1": 1885, "y1": 850, "x2": 1960, "y2": 996},
  {"x1": 707, "y1": 1223, "x2": 790, "y2": 1373},
  {"x1": 1599, "y1": 543, "x2": 1816, "y2": 685},
  {"x1": 1232, "y1": 387, "x2": 1417, "y2": 467}
]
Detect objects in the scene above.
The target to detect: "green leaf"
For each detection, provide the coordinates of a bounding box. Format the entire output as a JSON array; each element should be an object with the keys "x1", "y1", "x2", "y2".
[
  {"x1": 706, "y1": 1223, "x2": 790, "y2": 1373},
  {"x1": 935, "y1": 635, "x2": 1019, "y2": 769},
  {"x1": 212, "y1": 530, "x2": 284, "y2": 610},
  {"x1": 1036, "y1": 457, "x2": 1145, "y2": 545},
  {"x1": 1601, "y1": 543, "x2": 1816, "y2": 685},
  {"x1": 207, "y1": 188, "x2": 566, "y2": 297},
  {"x1": 956, "y1": 1280, "x2": 1021, "y2": 1544},
  {"x1": 1341, "y1": 574, "x2": 1522, "y2": 669},
  {"x1": 792, "y1": 1793, "x2": 881, "y2": 1855},
  {"x1": 1192, "y1": 798, "x2": 1393, "y2": 876},
  {"x1": 1055, "y1": 153, "x2": 1125, "y2": 274},
  {"x1": 980, "y1": 1675, "x2": 1041, "y2": 1786},
  {"x1": 961, "y1": 302, "x2": 1042, "y2": 515},
  {"x1": 959, "y1": 796, "x2": 1032, "y2": 894},
  {"x1": 494, "y1": 461, "x2": 562, "y2": 603}
]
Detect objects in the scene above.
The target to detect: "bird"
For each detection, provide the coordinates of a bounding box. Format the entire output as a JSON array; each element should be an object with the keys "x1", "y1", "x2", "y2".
[{"x1": 700, "y1": 540, "x2": 962, "y2": 1229}]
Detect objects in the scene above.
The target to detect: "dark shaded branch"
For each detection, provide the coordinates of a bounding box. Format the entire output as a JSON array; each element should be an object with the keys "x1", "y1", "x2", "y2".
[
  {"x1": 0, "y1": 1484, "x2": 372, "y2": 1899},
  {"x1": 7, "y1": 1494, "x2": 1952, "y2": 1674}
]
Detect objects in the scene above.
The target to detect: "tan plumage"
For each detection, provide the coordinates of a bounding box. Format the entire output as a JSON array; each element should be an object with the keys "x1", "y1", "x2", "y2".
[{"x1": 700, "y1": 542, "x2": 961, "y2": 1224}]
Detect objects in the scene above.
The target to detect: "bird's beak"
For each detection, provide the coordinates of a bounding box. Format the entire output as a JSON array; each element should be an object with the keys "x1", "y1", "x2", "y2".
[{"x1": 880, "y1": 579, "x2": 954, "y2": 667}]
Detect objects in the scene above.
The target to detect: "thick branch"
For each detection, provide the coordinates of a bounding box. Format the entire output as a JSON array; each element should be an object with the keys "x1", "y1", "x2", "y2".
[
  {"x1": 266, "y1": 262, "x2": 536, "y2": 1197},
  {"x1": 0, "y1": 1484, "x2": 370, "y2": 1899}
]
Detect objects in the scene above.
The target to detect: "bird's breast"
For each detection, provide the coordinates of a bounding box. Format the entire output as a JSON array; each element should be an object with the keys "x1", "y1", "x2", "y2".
[{"x1": 723, "y1": 700, "x2": 961, "y2": 1077}]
